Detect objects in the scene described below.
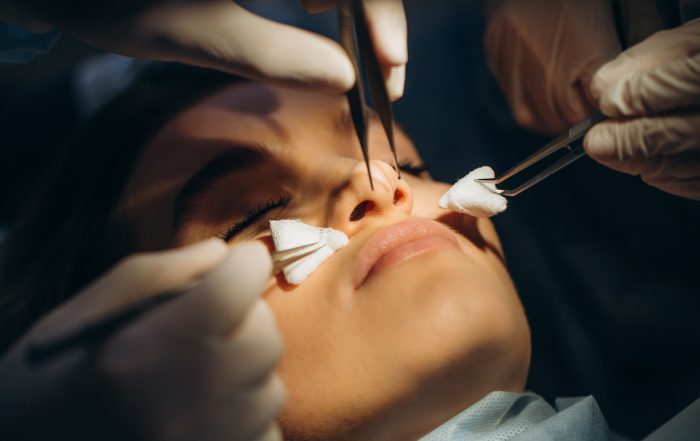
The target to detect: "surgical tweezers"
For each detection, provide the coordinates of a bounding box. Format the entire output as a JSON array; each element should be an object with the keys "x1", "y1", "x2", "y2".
[
  {"x1": 338, "y1": 0, "x2": 400, "y2": 190},
  {"x1": 478, "y1": 111, "x2": 607, "y2": 197},
  {"x1": 25, "y1": 241, "x2": 325, "y2": 368}
]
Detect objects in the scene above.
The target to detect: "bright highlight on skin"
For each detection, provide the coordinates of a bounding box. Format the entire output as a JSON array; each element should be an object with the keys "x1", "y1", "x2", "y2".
[
  {"x1": 270, "y1": 219, "x2": 348, "y2": 285},
  {"x1": 439, "y1": 166, "x2": 508, "y2": 218}
]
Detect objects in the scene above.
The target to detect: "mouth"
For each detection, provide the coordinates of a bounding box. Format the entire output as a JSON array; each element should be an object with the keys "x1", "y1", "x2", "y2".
[{"x1": 352, "y1": 218, "x2": 460, "y2": 288}]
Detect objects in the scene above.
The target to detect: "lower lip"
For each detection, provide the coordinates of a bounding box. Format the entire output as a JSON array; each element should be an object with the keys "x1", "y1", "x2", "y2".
[
  {"x1": 366, "y1": 235, "x2": 460, "y2": 282},
  {"x1": 353, "y1": 219, "x2": 461, "y2": 287}
]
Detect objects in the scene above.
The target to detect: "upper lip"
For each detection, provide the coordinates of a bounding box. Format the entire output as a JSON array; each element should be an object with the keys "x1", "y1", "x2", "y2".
[{"x1": 352, "y1": 218, "x2": 459, "y2": 287}]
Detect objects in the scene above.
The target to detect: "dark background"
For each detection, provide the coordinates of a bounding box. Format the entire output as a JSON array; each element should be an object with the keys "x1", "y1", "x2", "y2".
[{"x1": 1, "y1": 1, "x2": 698, "y2": 438}]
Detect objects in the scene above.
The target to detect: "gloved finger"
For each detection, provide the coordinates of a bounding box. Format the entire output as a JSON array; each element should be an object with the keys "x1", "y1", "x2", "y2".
[
  {"x1": 219, "y1": 300, "x2": 283, "y2": 384},
  {"x1": 642, "y1": 151, "x2": 700, "y2": 181},
  {"x1": 104, "y1": 238, "x2": 229, "y2": 303},
  {"x1": 592, "y1": 152, "x2": 700, "y2": 182},
  {"x1": 591, "y1": 20, "x2": 700, "y2": 117},
  {"x1": 187, "y1": 374, "x2": 285, "y2": 441},
  {"x1": 147, "y1": 241, "x2": 273, "y2": 336},
  {"x1": 584, "y1": 112, "x2": 700, "y2": 164},
  {"x1": 142, "y1": 2, "x2": 355, "y2": 92},
  {"x1": 643, "y1": 176, "x2": 700, "y2": 201},
  {"x1": 37, "y1": 239, "x2": 229, "y2": 333},
  {"x1": 362, "y1": 0, "x2": 408, "y2": 100},
  {"x1": 253, "y1": 423, "x2": 284, "y2": 441},
  {"x1": 221, "y1": 374, "x2": 286, "y2": 440},
  {"x1": 301, "y1": 1, "x2": 408, "y2": 67},
  {"x1": 595, "y1": 52, "x2": 700, "y2": 117},
  {"x1": 382, "y1": 63, "x2": 406, "y2": 101},
  {"x1": 249, "y1": 375, "x2": 286, "y2": 433}
]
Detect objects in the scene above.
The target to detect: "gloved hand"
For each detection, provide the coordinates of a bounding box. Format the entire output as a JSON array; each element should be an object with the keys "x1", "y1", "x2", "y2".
[
  {"x1": 0, "y1": 239, "x2": 285, "y2": 441},
  {"x1": 484, "y1": 0, "x2": 621, "y2": 133},
  {"x1": 302, "y1": 0, "x2": 407, "y2": 99},
  {"x1": 2, "y1": 0, "x2": 407, "y2": 99},
  {"x1": 584, "y1": 19, "x2": 700, "y2": 200}
]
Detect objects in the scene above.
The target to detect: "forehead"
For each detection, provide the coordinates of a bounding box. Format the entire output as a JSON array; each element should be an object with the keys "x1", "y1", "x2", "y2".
[
  {"x1": 116, "y1": 82, "x2": 419, "y2": 248},
  {"x1": 174, "y1": 82, "x2": 357, "y2": 155},
  {"x1": 135, "y1": 82, "x2": 416, "y2": 178}
]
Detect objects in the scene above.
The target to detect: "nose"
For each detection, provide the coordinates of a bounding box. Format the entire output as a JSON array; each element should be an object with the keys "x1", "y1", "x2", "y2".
[{"x1": 329, "y1": 160, "x2": 413, "y2": 235}]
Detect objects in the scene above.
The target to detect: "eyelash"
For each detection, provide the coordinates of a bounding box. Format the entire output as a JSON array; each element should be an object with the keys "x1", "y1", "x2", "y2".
[
  {"x1": 219, "y1": 160, "x2": 424, "y2": 241},
  {"x1": 220, "y1": 195, "x2": 290, "y2": 242},
  {"x1": 397, "y1": 159, "x2": 428, "y2": 176}
]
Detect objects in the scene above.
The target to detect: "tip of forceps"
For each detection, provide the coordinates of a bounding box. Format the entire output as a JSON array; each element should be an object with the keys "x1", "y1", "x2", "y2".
[
  {"x1": 476, "y1": 112, "x2": 606, "y2": 197},
  {"x1": 271, "y1": 241, "x2": 325, "y2": 272},
  {"x1": 338, "y1": 0, "x2": 400, "y2": 189}
]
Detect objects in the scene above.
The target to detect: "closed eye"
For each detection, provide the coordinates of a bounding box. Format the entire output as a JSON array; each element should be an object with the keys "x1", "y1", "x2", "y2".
[
  {"x1": 220, "y1": 195, "x2": 290, "y2": 242},
  {"x1": 397, "y1": 159, "x2": 428, "y2": 177}
]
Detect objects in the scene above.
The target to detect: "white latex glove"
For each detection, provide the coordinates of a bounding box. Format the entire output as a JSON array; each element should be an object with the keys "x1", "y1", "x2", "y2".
[
  {"x1": 0, "y1": 239, "x2": 285, "y2": 441},
  {"x1": 3, "y1": 0, "x2": 407, "y2": 99},
  {"x1": 302, "y1": 0, "x2": 407, "y2": 99},
  {"x1": 484, "y1": 0, "x2": 621, "y2": 133},
  {"x1": 585, "y1": 19, "x2": 700, "y2": 200}
]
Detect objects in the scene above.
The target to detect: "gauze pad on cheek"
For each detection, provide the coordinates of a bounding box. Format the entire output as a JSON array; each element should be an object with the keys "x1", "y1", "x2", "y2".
[
  {"x1": 270, "y1": 219, "x2": 348, "y2": 285},
  {"x1": 439, "y1": 166, "x2": 508, "y2": 218}
]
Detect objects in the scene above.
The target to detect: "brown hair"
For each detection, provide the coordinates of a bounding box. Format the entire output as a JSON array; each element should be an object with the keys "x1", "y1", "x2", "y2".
[{"x1": 0, "y1": 64, "x2": 242, "y2": 353}]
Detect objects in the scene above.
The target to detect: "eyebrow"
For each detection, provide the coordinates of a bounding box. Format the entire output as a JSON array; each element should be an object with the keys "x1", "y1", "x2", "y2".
[{"x1": 173, "y1": 145, "x2": 270, "y2": 229}]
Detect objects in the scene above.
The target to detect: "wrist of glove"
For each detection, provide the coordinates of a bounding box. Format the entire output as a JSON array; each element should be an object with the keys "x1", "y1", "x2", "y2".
[{"x1": 584, "y1": 19, "x2": 700, "y2": 200}]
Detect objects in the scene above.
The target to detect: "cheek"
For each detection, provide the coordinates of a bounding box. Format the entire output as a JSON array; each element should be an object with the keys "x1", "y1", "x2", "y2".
[
  {"x1": 263, "y1": 254, "x2": 357, "y2": 383},
  {"x1": 408, "y1": 178, "x2": 450, "y2": 219},
  {"x1": 349, "y1": 249, "x2": 527, "y2": 396},
  {"x1": 407, "y1": 179, "x2": 505, "y2": 261},
  {"x1": 265, "y1": 277, "x2": 366, "y2": 432},
  {"x1": 265, "y1": 235, "x2": 525, "y2": 437},
  {"x1": 356, "y1": 250, "x2": 507, "y2": 340}
]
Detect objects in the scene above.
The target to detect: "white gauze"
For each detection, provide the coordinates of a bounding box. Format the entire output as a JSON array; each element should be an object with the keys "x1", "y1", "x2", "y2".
[
  {"x1": 270, "y1": 219, "x2": 348, "y2": 285},
  {"x1": 438, "y1": 166, "x2": 508, "y2": 218}
]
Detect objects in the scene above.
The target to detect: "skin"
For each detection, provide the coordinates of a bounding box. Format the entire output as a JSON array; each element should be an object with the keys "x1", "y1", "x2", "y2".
[{"x1": 113, "y1": 82, "x2": 531, "y2": 440}]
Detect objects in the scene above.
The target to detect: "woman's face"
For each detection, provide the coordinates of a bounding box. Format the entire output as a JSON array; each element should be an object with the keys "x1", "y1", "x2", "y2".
[{"x1": 115, "y1": 82, "x2": 530, "y2": 440}]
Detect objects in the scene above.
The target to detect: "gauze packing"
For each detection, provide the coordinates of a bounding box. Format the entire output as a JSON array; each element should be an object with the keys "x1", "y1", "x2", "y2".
[
  {"x1": 439, "y1": 166, "x2": 508, "y2": 218},
  {"x1": 270, "y1": 219, "x2": 348, "y2": 285}
]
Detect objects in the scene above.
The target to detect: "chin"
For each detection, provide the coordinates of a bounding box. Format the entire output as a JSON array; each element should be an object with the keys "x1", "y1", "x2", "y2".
[{"x1": 278, "y1": 250, "x2": 529, "y2": 441}]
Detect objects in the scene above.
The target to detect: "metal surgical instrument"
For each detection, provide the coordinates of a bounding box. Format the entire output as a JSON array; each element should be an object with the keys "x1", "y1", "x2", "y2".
[
  {"x1": 338, "y1": 0, "x2": 400, "y2": 190},
  {"x1": 25, "y1": 241, "x2": 325, "y2": 368},
  {"x1": 478, "y1": 111, "x2": 607, "y2": 197}
]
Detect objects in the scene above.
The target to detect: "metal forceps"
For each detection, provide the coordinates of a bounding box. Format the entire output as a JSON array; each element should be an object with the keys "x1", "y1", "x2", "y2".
[
  {"x1": 338, "y1": 0, "x2": 400, "y2": 190},
  {"x1": 26, "y1": 242, "x2": 325, "y2": 367},
  {"x1": 478, "y1": 111, "x2": 607, "y2": 197}
]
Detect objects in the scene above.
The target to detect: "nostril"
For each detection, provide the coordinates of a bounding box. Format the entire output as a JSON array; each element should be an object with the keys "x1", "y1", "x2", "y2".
[
  {"x1": 350, "y1": 200, "x2": 374, "y2": 222},
  {"x1": 393, "y1": 190, "x2": 404, "y2": 204}
]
